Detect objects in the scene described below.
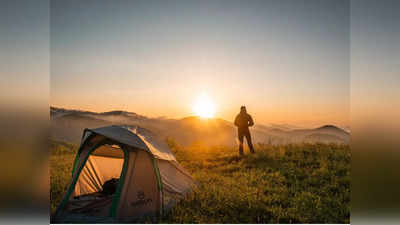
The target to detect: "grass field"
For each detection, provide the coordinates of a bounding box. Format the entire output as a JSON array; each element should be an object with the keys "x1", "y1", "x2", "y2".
[{"x1": 50, "y1": 139, "x2": 350, "y2": 223}]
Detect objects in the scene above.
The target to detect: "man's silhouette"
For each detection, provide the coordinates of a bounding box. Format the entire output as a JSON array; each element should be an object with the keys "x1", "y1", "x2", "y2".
[{"x1": 234, "y1": 106, "x2": 255, "y2": 155}]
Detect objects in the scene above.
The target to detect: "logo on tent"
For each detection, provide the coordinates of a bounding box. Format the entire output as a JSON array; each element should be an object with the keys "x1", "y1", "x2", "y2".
[
  {"x1": 137, "y1": 191, "x2": 145, "y2": 200},
  {"x1": 131, "y1": 191, "x2": 152, "y2": 207}
]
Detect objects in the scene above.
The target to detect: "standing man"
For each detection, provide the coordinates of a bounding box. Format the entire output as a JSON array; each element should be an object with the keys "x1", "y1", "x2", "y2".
[{"x1": 234, "y1": 106, "x2": 255, "y2": 155}]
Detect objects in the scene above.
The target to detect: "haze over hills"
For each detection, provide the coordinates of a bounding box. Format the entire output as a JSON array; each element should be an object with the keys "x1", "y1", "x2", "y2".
[{"x1": 50, "y1": 107, "x2": 350, "y2": 146}]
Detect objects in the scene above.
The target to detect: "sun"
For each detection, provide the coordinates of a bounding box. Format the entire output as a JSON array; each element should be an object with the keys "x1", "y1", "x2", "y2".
[{"x1": 193, "y1": 93, "x2": 216, "y2": 118}]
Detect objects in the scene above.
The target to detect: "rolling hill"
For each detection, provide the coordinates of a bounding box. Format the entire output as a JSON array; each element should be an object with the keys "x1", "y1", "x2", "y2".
[{"x1": 50, "y1": 106, "x2": 350, "y2": 146}]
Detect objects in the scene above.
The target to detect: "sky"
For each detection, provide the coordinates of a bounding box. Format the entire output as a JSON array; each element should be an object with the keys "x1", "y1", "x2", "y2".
[{"x1": 50, "y1": 0, "x2": 350, "y2": 127}]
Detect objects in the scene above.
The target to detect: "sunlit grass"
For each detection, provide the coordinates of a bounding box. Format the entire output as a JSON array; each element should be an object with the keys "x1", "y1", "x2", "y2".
[
  {"x1": 164, "y1": 140, "x2": 350, "y2": 223},
  {"x1": 50, "y1": 139, "x2": 350, "y2": 223},
  {"x1": 50, "y1": 140, "x2": 77, "y2": 214}
]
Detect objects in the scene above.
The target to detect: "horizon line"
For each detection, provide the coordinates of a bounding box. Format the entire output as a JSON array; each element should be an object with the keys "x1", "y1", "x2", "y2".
[{"x1": 50, "y1": 105, "x2": 349, "y2": 130}]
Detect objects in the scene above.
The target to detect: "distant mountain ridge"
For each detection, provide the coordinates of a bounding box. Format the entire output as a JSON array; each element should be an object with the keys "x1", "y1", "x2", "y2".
[
  {"x1": 50, "y1": 106, "x2": 350, "y2": 146},
  {"x1": 51, "y1": 106, "x2": 146, "y2": 119}
]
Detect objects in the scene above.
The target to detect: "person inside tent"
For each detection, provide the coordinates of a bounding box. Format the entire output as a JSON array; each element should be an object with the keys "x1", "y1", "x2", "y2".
[{"x1": 234, "y1": 106, "x2": 255, "y2": 155}]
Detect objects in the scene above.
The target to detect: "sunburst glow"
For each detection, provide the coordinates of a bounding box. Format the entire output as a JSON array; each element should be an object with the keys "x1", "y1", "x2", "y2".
[{"x1": 193, "y1": 93, "x2": 216, "y2": 118}]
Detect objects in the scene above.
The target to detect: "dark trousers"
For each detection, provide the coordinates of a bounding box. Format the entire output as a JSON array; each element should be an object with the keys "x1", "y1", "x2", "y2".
[{"x1": 238, "y1": 128, "x2": 255, "y2": 155}]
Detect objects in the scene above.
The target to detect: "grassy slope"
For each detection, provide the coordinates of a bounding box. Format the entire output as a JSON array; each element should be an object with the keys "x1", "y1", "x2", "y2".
[
  {"x1": 50, "y1": 140, "x2": 350, "y2": 223},
  {"x1": 50, "y1": 140, "x2": 77, "y2": 213}
]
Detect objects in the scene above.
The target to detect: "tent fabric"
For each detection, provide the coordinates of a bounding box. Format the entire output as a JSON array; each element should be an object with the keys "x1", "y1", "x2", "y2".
[
  {"x1": 91, "y1": 144, "x2": 125, "y2": 158},
  {"x1": 158, "y1": 160, "x2": 195, "y2": 210},
  {"x1": 158, "y1": 160, "x2": 194, "y2": 195},
  {"x1": 134, "y1": 128, "x2": 176, "y2": 161},
  {"x1": 65, "y1": 193, "x2": 113, "y2": 217},
  {"x1": 86, "y1": 125, "x2": 176, "y2": 161},
  {"x1": 117, "y1": 151, "x2": 160, "y2": 219},
  {"x1": 74, "y1": 154, "x2": 124, "y2": 197},
  {"x1": 53, "y1": 125, "x2": 195, "y2": 223}
]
